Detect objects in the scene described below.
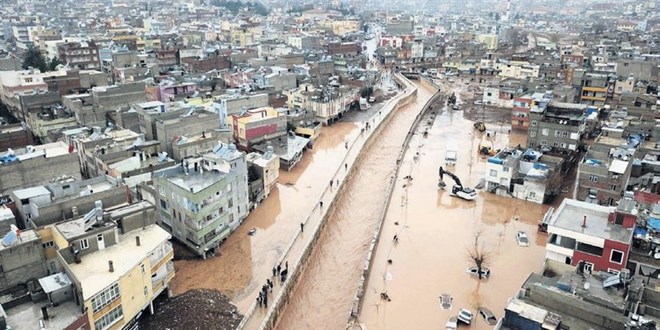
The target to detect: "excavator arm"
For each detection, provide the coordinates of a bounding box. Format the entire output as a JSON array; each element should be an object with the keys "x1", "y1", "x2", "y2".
[{"x1": 439, "y1": 166, "x2": 463, "y2": 189}]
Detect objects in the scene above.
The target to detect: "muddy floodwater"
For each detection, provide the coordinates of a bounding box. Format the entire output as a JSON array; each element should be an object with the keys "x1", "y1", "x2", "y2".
[
  {"x1": 170, "y1": 119, "x2": 363, "y2": 311},
  {"x1": 357, "y1": 84, "x2": 557, "y2": 329},
  {"x1": 274, "y1": 83, "x2": 436, "y2": 330}
]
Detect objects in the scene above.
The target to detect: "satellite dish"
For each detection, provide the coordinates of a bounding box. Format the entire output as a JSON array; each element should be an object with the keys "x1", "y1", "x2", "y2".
[{"x1": 583, "y1": 282, "x2": 590, "y2": 290}]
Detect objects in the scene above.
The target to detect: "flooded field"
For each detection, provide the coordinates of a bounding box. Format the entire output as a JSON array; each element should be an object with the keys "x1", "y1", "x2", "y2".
[{"x1": 273, "y1": 83, "x2": 437, "y2": 330}]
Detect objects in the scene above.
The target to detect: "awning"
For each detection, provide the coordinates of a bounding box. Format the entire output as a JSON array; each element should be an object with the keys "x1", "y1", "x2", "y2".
[
  {"x1": 649, "y1": 217, "x2": 660, "y2": 231},
  {"x1": 38, "y1": 273, "x2": 72, "y2": 293}
]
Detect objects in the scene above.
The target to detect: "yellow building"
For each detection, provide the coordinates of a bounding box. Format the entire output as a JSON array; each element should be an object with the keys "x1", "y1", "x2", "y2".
[
  {"x1": 49, "y1": 201, "x2": 174, "y2": 330},
  {"x1": 476, "y1": 34, "x2": 499, "y2": 50},
  {"x1": 331, "y1": 20, "x2": 361, "y2": 36}
]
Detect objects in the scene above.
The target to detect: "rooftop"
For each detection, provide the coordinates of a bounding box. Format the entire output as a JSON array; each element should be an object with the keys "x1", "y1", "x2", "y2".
[
  {"x1": 166, "y1": 170, "x2": 226, "y2": 193},
  {"x1": 5, "y1": 300, "x2": 81, "y2": 330},
  {"x1": 67, "y1": 224, "x2": 170, "y2": 300},
  {"x1": 549, "y1": 199, "x2": 633, "y2": 243}
]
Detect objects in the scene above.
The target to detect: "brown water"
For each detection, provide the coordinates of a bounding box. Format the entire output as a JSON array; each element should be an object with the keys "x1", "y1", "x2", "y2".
[
  {"x1": 274, "y1": 83, "x2": 437, "y2": 330},
  {"x1": 357, "y1": 83, "x2": 558, "y2": 330},
  {"x1": 170, "y1": 121, "x2": 362, "y2": 310}
]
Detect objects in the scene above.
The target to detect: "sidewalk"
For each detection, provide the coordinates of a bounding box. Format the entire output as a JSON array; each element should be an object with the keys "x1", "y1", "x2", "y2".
[{"x1": 238, "y1": 76, "x2": 416, "y2": 329}]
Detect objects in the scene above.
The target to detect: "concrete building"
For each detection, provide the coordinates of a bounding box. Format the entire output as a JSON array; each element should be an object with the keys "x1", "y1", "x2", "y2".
[
  {"x1": 246, "y1": 148, "x2": 279, "y2": 208},
  {"x1": 212, "y1": 93, "x2": 269, "y2": 118},
  {"x1": 0, "y1": 228, "x2": 48, "y2": 292},
  {"x1": 579, "y1": 73, "x2": 611, "y2": 106},
  {"x1": 57, "y1": 41, "x2": 100, "y2": 70},
  {"x1": 148, "y1": 143, "x2": 248, "y2": 258},
  {"x1": 527, "y1": 101, "x2": 588, "y2": 152},
  {"x1": 229, "y1": 107, "x2": 287, "y2": 151},
  {"x1": 10, "y1": 175, "x2": 129, "y2": 229},
  {"x1": 544, "y1": 198, "x2": 634, "y2": 273},
  {"x1": 577, "y1": 134, "x2": 637, "y2": 206},
  {"x1": 14, "y1": 201, "x2": 175, "y2": 330},
  {"x1": 495, "y1": 60, "x2": 540, "y2": 79},
  {"x1": 0, "y1": 141, "x2": 81, "y2": 195},
  {"x1": 62, "y1": 82, "x2": 148, "y2": 128},
  {"x1": 512, "y1": 94, "x2": 532, "y2": 130},
  {"x1": 155, "y1": 109, "x2": 221, "y2": 156},
  {"x1": 476, "y1": 34, "x2": 498, "y2": 50}
]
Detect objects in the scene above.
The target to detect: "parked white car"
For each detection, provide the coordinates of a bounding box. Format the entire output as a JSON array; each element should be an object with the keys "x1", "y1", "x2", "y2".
[
  {"x1": 458, "y1": 309, "x2": 474, "y2": 325},
  {"x1": 516, "y1": 231, "x2": 530, "y2": 247},
  {"x1": 445, "y1": 316, "x2": 458, "y2": 329}
]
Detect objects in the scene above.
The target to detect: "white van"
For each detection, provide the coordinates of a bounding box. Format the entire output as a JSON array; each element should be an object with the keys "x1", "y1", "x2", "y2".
[{"x1": 445, "y1": 142, "x2": 457, "y2": 166}]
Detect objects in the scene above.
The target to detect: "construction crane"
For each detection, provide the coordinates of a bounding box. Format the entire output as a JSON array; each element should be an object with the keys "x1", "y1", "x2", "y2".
[{"x1": 438, "y1": 166, "x2": 477, "y2": 200}]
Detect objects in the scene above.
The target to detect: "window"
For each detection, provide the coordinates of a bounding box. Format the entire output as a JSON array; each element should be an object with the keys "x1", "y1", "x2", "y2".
[
  {"x1": 541, "y1": 128, "x2": 549, "y2": 136},
  {"x1": 503, "y1": 167, "x2": 509, "y2": 172},
  {"x1": 607, "y1": 268, "x2": 620, "y2": 275},
  {"x1": 228, "y1": 198, "x2": 234, "y2": 208},
  {"x1": 531, "y1": 120, "x2": 537, "y2": 127},
  {"x1": 610, "y1": 250, "x2": 624, "y2": 264},
  {"x1": 227, "y1": 183, "x2": 232, "y2": 192},
  {"x1": 160, "y1": 199, "x2": 168, "y2": 210},
  {"x1": 24, "y1": 78, "x2": 33, "y2": 83},
  {"x1": 584, "y1": 262, "x2": 594, "y2": 273},
  {"x1": 529, "y1": 131, "x2": 537, "y2": 137},
  {"x1": 589, "y1": 175, "x2": 598, "y2": 182},
  {"x1": 528, "y1": 191, "x2": 536, "y2": 198},
  {"x1": 94, "y1": 305, "x2": 123, "y2": 330},
  {"x1": 80, "y1": 238, "x2": 89, "y2": 250},
  {"x1": 610, "y1": 185, "x2": 617, "y2": 191},
  {"x1": 144, "y1": 286, "x2": 148, "y2": 296},
  {"x1": 141, "y1": 264, "x2": 146, "y2": 274},
  {"x1": 489, "y1": 170, "x2": 497, "y2": 177},
  {"x1": 42, "y1": 241, "x2": 54, "y2": 249},
  {"x1": 91, "y1": 283, "x2": 120, "y2": 313}
]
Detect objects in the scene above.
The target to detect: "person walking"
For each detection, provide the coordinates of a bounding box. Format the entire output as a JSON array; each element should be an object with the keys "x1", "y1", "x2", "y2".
[
  {"x1": 329, "y1": 180, "x2": 333, "y2": 188},
  {"x1": 300, "y1": 222, "x2": 304, "y2": 232},
  {"x1": 319, "y1": 201, "x2": 324, "y2": 208},
  {"x1": 272, "y1": 266, "x2": 277, "y2": 277},
  {"x1": 277, "y1": 264, "x2": 281, "y2": 276},
  {"x1": 345, "y1": 163, "x2": 348, "y2": 170},
  {"x1": 336, "y1": 179, "x2": 339, "y2": 186}
]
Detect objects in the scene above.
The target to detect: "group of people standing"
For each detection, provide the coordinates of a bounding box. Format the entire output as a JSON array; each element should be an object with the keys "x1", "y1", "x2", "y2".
[{"x1": 256, "y1": 261, "x2": 290, "y2": 309}]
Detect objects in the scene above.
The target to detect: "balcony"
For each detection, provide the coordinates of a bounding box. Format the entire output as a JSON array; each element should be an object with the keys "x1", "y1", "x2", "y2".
[
  {"x1": 151, "y1": 261, "x2": 175, "y2": 294},
  {"x1": 150, "y1": 241, "x2": 173, "y2": 273}
]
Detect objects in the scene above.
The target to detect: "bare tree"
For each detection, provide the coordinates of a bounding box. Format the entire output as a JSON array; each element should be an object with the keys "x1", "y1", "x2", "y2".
[{"x1": 468, "y1": 230, "x2": 491, "y2": 279}]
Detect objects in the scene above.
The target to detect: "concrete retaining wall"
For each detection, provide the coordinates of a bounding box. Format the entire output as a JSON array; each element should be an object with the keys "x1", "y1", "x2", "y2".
[
  {"x1": 347, "y1": 76, "x2": 442, "y2": 323},
  {"x1": 236, "y1": 74, "x2": 418, "y2": 330}
]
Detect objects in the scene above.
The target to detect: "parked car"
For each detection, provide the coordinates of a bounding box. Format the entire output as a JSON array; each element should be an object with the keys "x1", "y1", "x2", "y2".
[
  {"x1": 445, "y1": 316, "x2": 458, "y2": 329},
  {"x1": 466, "y1": 267, "x2": 490, "y2": 278},
  {"x1": 516, "y1": 231, "x2": 530, "y2": 247},
  {"x1": 440, "y1": 293, "x2": 453, "y2": 310},
  {"x1": 458, "y1": 309, "x2": 474, "y2": 325},
  {"x1": 478, "y1": 307, "x2": 498, "y2": 325}
]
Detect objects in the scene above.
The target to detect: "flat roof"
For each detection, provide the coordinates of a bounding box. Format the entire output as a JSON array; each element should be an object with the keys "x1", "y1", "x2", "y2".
[
  {"x1": 0, "y1": 229, "x2": 39, "y2": 251},
  {"x1": 38, "y1": 272, "x2": 72, "y2": 293},
  {"x1": 506, "y1": 298, "x2": 547, "y2": 323},
  {"x1": 67, "y1": 224, "x2": 170, "y2": 300},
  {"x1": 608, "y1": 159, "x2": 628, "y2": 174},
  {"x1": 12, "y1": 186, "x2": 50, "y2": 200},
  {"x1": 167, "y1": 171, "x2": 225, "y2": 194},
  {"x1": 550, "y1": 199, "x2": 633, "y2": 243}
]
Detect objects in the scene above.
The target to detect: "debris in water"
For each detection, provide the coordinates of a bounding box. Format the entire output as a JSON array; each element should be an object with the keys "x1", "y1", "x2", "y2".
[{"x1": 248, "y1": 228, "x2": 257, "y2": 236}]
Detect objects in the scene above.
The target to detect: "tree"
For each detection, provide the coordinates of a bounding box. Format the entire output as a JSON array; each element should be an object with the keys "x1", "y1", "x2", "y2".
[
  {"x1": 48, "y1": 57, "x2": 62, "y2": 71},
  {"x1": 21, "y1": 46, "x2": 48, "y2": 72},
  {"x1": 467, "y1": 230, "x2": 491, "y2": 279}
]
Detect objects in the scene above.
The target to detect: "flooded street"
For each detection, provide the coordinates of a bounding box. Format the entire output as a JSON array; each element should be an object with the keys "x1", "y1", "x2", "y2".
[
  {"x1": 170, "y1": 120, "x2": 363, "y2": 310},
  {"x1": 274, "y1": 82, "x2": 436, "y2": 330},
  {"x1": 357, "y1": 84, "x2": 557, "y2": 329}
]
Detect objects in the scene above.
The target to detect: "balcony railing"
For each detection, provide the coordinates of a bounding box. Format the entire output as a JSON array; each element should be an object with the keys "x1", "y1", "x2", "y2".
[{"x1": 149, "y1": 241, "x2": 173, "y2": 268}]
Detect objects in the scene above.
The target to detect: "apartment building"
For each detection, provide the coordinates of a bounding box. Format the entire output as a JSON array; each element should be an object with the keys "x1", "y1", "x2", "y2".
[
  {"x1": 544, "y1": 198, "x2": 634, "y2": 273},
  {"x1": 149, "y1": 143, "x2": 248, "y2": 258},
  {"x1": 577, "y1": 134, "x2": 638, "y2": 206},
  {"x1": 58, "y1": 41, "x2": 100, "y2": 70},
  {"x1": 527, "y1": 101, "x2": 588, "y2": 152}
]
